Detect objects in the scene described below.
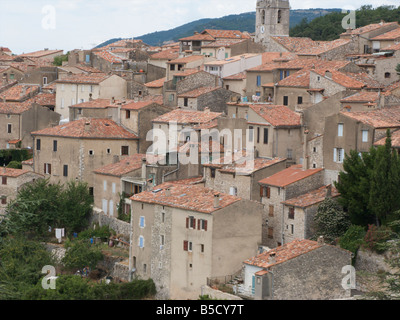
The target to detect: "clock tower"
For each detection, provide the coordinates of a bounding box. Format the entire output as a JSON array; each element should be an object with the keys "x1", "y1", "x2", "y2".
[{"x1": 255, "y1": 0, "x2": 290, "y2": 50}]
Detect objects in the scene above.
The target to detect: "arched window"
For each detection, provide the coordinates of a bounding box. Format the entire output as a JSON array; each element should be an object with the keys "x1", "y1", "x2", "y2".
[
  {"x1": 277, "y1": 10, "x2": 282, "y2": 24},
  {"x1": 261, "y1": 10, "x2": 265, "y2": 24}
]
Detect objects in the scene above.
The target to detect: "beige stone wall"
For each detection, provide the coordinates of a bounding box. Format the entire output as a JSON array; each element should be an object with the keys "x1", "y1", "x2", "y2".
[
  {"x1": 246, "y1": 71, "x2": 274, "y2": 99},
  {"x1": 275, "y1": 86, "x2": 311, "y2": 111}
]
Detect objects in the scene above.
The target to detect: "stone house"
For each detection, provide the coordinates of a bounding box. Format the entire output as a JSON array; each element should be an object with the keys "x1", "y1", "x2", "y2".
[
  {"x1": 281, "y1": 185, "x2": 340, "y2": 243},
  {"x1": 129, "y1": 182, "x2": 263, "y2": 299},
  {"x1": 340, "y1": 21, "x2": 400, "y2": 54},
  {"x1": 31, "y1": 118, "x2": 139, "y2": 192},
  {"x1": 148, "y1": 50, "x2": 180, "y2": 69},
  {"x1": 177, "y1": 86, "x2": 238, "y2": 113},
  {"x1": 222, "y1": 72, "x2": 247, "y2": 96},
  {"x1": 19, "y1": 49, "x2": 64, "y2": 63},
  {"x1": 323, "y1": 106, "x2": 400, "y2": 185},
  {"x1": 258, "y1": 164, "x2": 325, "y2": 247},
  {"x1": 201, "y1": 39, "x2": 265, "y2": 60},
  {"x1": 69, "y1": 98, "x2": 121, "y2": 122},
  {"x1": 370, "y1": 28, "x2": 400, "y2": 51},
  {"x1": 0, "y1": 168, "x2": 44, "y2": 215},
  {"x1": 55, "y1": 73, "x2": 127, "y2": 121},
  {"x1": 0, "y1": 101, "x2": 60, "y2": 149},
  {"x1": 0, "y1": 83, "x2": 40, "y2": 102},
  {"x1": 241, "y1": 238, "x2": 352, "y2": 300},
  {"x1": 204, "y1": 153, "x2": 287, "y2": 201},
  {"x1": 166, "y1": 55, "x2": 206, "y2": 81},
  {"x1": 0, "y1": 65, "x2": 25, "y2": 84},
  {"x1": 144, "y1": 77, "x2": 166, "y2": 96}
]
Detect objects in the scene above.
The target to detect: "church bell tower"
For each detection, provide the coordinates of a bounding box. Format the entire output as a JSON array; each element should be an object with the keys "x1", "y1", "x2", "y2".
[{"x1": 255, "y1": 0, "x2": 290, "y2": 50}]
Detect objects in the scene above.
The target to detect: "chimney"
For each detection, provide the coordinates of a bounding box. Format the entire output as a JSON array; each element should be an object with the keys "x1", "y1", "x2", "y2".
[
  {"x1": 141, "y1": 157, "x2": 147, "y2": 180},
  {"x1": 325, "y1": 70, "x2": 332, "y2": 79},
  {"x1": 204, "y1": 107, "x2": 210, "y2": 113},
  {"x1": 110, "y1": 97, "x2": 115, "y2": 104},
  {"x1": 325, "y1": 184, "x2": 332, "y2": 199},
  {"x1": 165, "y1": 187, "x2": 171, "y2": 197},
  {"x1": 113, "y1": 155, "x2": 120, "y2": 164},
  {"x1": 213, "y1": 194, "x2": 220, "y2": 208},
  {"x1": 84, "y1": 120, "x2": 91, "y2": 131},
  {"x1": 268, "y1": 253, "x2": 276, "y2": 264},
  {"x1": 89, "y1": 93, "x2": 93, "y2": 101},
  {"x1": 317, "y1": 236, "x2": 325, "y2": 245}
]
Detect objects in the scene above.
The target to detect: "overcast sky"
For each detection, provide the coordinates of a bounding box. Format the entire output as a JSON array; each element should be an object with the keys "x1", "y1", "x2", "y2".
[{"x1": 0, "y1": 0, "x2": 398, "y2": 54}]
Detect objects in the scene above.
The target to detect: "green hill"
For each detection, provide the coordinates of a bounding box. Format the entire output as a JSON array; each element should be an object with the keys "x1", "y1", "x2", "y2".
[{"x1": 95, "y1": 8, "x2": 341, "y2": 48}]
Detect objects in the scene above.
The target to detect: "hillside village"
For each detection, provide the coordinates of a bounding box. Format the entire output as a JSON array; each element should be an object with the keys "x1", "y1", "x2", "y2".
[{"x1": 1, "y1": 0, "x2": 400, "y2": 301}]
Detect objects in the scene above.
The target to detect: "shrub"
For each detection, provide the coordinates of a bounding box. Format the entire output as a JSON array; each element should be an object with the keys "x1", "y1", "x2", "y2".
[
  {"x1": 362, "y1": 224, "x2": 393, "y2": 253},
  {"x1": 339, "y1": 225, "x2": 366, "y2": 254},
  {"x1": 62, "y1": 239, "x2": 104, "y2": 271},
  {"x1": 77, "y1": 224, "x2": 114, "y2": 241}
]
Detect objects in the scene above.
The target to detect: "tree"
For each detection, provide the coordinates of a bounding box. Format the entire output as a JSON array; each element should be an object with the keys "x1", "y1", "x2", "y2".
[
  {"x1": 313, "y1": 198, "x2": 351, "y2": 244},
  {"x1": 335, "y1": 148, "x2": 377, "y2": 226},
  {"x1": 369, "y1": 130, "x2": 400, "y2": 226},
  {"x1": 62, "y1": 240, "x2": 103, "y2": 271},
  {"x1": 396, "y1": 63, "x2": 400, "y2": 76}
]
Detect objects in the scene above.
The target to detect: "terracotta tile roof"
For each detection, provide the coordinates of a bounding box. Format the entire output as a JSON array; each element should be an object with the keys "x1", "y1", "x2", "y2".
[
  {"x1": 313, "y1": 69, "x2": 382, "y2": 90},
  {"x1": 145, "y1": 77, "x2": 166, "y2": 88},
  {"x1": 383, "y1": 81, "x2": 400, "y2": 96},
  {"x1": 340, "y1": 91, "x2": 380, "y2": 103},
  {"x1": 282, "y1": 185, "x2": 340, "y2": 208},
  {"x1": 22, "y1": 158, "x2": 33, "y2": 165},
  {"x1": 297, "y1": 39, "x2": 351, "y2": 56},
  {"x1": 341, "y1": 22, "x2": 399, "y2": 36},
  {"x1": 19, "y1": 49, "x2": 63, "y2": 58},
  {"x1": 0, "y1": 168, "x2": 30, "y2": 178},
  {"x1": 69, "y1": 98, "x2": 114, "y2": 109},
  {"x1": 74, "y1": 65, "x2": 103, "y2": 73},
  {"x1": 179, "y1": 34, "x2": 216, "y2": 42},
  {"x1": 340, "y1": 106, "x2": 400, "y2": 129},
  {"x1": 271, "y1": 37, "x2": 317, "y2": 53},
  {"x1": 261, "y1": 52, "x2": 297, "y2": 64},
  {"x1": 55, "y1": 73, "x2": 110, "y2": 84},
  {"x1": 223, "y1": 72, "x2": 246, "y2": 80},
  {"x1": 277, "y1": 69, "x2": 310, "y2": 88},
  {"x1": 192, "y1": 118, "x2": 219, "y2": 130},
  {"x1": 167, "y1": 176, "x2": 204, "y2": 185},
  {"x1": 247, "y1": 62, "x2": 282, "y2": 72},
  {"x1": 0, "y1": 84, "x2": 40, "y2": 102},
  {"x1": 204, "y1": 53, "x2": 260, "y2": 66},
  {"x1": 93, "y1": 154, "x2": 146, "y2": 177},
  {"x1": 93, "y1": 50, "x2": 124, "y2": 63},
  {"x1": 31, "y1": 118, "x2": 139, "y2": 139},
  {"x1": 178, "y1": 86, "x2": 220, "y2": 98},
  {"x1": 203, "y1": 29, "x2": 251, "y2": 40},
  {"x1": 259, "y1": 164, "x2": 323, "y2": 187},
  {"x1": 374, "y1": 129, "x2": 400, "y2": 148},
  {"x1": 173, "y1": 68, "x2": 202, "y2": 77},
  {"x1": 244, "y1": 239, "x2": 322, "y2": 268},
  {"x1": 0, "y1": 55, "x2": 16, "y2": 62},
  {"x1": 131, "y1": 182, "x2": 240, "y2": 213},
  {"x1": 278, "y1": 58, "x2": 350, "y2": 71},
  {"x1": 121, "y1": 97, "x2": 164, "y2": 110},
  {"x1": 152, "y1": 109, "x2": 221, "y2": 124},
  {"x1": 0, "y1": 101, "x2": 32, "y2": 114},
  {"x1": 31, "y1": 92, "x2": 56, "y2": 106},
  {"x1": 167, "y1": 55, "x2": 204, "y2": 65},
  {"x1": 176, "y1": 140, "x2": 225, "y2": 154},
  {"x1": 371, "y1": 27, "x2": 400, "y2": 41},
  {"x1": 149, "y1": 50, "x2": 180, "y2": 60},
  {"x1": 384, "y1": 43, "x2": 400, "y2": 51},
  {"x1": 249, "y1": 104, "x2": 301, "y2": 127},
  {"x1": 205, "y1": 156, "x2": 286, "y2": 175}
]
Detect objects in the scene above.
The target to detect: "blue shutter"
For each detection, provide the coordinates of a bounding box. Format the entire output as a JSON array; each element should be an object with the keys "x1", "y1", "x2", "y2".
[{"x1": 257, "y1": 75, "x2": 261, "y2": 87}]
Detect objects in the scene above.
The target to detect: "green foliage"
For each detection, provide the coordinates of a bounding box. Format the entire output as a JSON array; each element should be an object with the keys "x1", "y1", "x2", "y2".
[
  {"x1": 339, "y1": 225, "x2": 366, "y2": 255},
  {"x1": 313, "y1": 198, "x2": 351, "y2": 244},
  {"x1": 1, "y1": 179, "x2": 93, "y2": 239},
  {"x1": 53, "y1": 53, "x2": 69, "y2": 66},
  {"x1": 62, "y1": 239, "x2": 104, "y2": 271},
  {"x1": 291, "y1": 5, "x2": 400, "y2": 41},
  {"x1": 362, "y1": 224, "x2": 394, "y2": 253},
  {"x1": 0, "y1": 149, "x2": 31, "y2": 167},
  {"x1": 6, "y1": 161, "x2": 22, "y2": 169},
  {"x1": 77, "y1": 224, "x2": 114, "y2": 241},
  {"x1": 0, "y1": 237, "x2": 54, "y2": 299},
  {"x1": 117, "y1": 192, "x2": 130, "y2": 222},
  {"x1": 396, "y1": 64, "x2": 400, "y2": 75}
]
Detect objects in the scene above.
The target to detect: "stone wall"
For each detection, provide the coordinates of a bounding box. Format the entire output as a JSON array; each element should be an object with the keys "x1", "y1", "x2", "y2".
[
  {"x1": 90, "y1": 208, "x2": 131, "y2": 239},
  {"x1": 201, "y1": 285, "x2": 243, "y2": 300}
]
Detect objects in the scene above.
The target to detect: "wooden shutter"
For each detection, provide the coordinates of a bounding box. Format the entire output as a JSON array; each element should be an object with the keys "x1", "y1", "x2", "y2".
[
  {"x1": 266, "y1": 186, "x2": 271, "y2": 199},
  {"x1": 198, "y1": 219, "x2": 201, "y2": 230},
  {"x1": 192, "y1": 218, "x2": 196, "y2": 229},
  {"x1": 183, "y1": 240, "x2": 188, "y2": 251},
  {"x1": 204, "y1": 220, "x2": 208, "y2": 231},
  {"x1": 48, "y1": 164, "x2": 51, "y2": 175},
  {"x1": 186, "y1": 217, "x2": 189, "y2": 229},
  {"x1": 260, "y1": 186, "x2": 264, "y2": 197},
  {"x1": 44, "y1": 163, "x2": 46, "y2": 174}
]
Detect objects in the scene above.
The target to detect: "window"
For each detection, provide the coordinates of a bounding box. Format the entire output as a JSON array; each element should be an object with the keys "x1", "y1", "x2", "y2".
[
  {"x1": 109, "y1": 200, "x2": 114, "y2": 217},
  {"x1": 170, "y1": 64, "x2": 175, "y2": 71},
  {"x1": 198, "y1": 219, "x2": 208, "y2": 231},
  {"x1": 362, "y1": 130, "x2": 369, "y2": 142},
  {"x1": 112, "y1": 183, "x2": 116, "y2": 194},
  {"x1": 53, "y1": 140, "x2": 57, "y2": 152},
  {"x1": 36, "y1": 139, "x2": 41, "y2": 151},
  {"x1": 338, "y1": 123, "x2": 344, "y2": 137},
  {"x1": 7, "y1": 124, "x2": 11, "y2": 134},
  {"x1": 277, "y1": 9, "x2": 282, "y2": 23},
  {"x1": 126, "y1": 110, "x2": 130, "y2": 119},
  {"x1": 188, "y1": 241, "x2": 193, "y2": 252},
  {"x1": 143, "y1": 264, "x2": 147, "y2": 273},
  {"x1": 103, "y1": 180, "x2": 107, "y2": 191},
  {"x1": 89, "y1": 150, "x2": 94, "y2": 156},
  {"x1": 160, "y1": 235, "x2": 165, "y2": 250},
  {"x1": 139, "y1": 216, "x2": 145, "y2": 228},
  {"x1": 229, "y1": 187, "x2": 237, "y2": 196},
  {"x1": 261, "y1": 186, "x2": 271, "y2": 199},
  {"x1": 263, "y1": 128, "x2": 269, "y2": 144},
  {"x1": 61, "y1": 84, "x2": 65, "y2": 92},
  {"x1": 186, "y1": 216, "x2": 196, "y2": 229},
  {"x1": 139, "y1": 236, "x2": 144, "y2": 248},
  {"x1": 44, "y1": 163, "x2": 51, "y2": 175},
  {"x1": 200, "y1": 244, "x2": 205, "y2": 253},
  {"x1": 183, "y1": 98, "x2": 188, "y2": 107},
  {"x1": 249, "y1": 126, "x2": 254, "y2": 142},
  {"x1": 107, "y1": 148, "x2": 111, "y2": 154},
  {"x1": 257, "y1": 75, "x2": 261, "y2": 87},
  {"x1": 61, "y1": 98, "x2": 65, "y2": 109},
  {"x1": 268, "y1": 227, "x2": 274, "y2": 239},
  {"x1": 261, "y1": 9, "x2": 266, "y2": 24},
  {"x1": 269, "y1": 205, "x2": 274, "y2": 217},
  {"x1": 63, "y1": 165, "x2": 68, "y2": 177},
  {"x1": 287, "y1": 149, "x2": 293, "y2": 160},
  {"x1": 283, "y1": 96, "x2": 289, "y2": 106},
  {"x1": 288, "y1": 207, "x2": 295, "y2": 219},
  {"x1": 1, "y1": 196, "x2": 6, "y2": 205},
  {"x1": 334, "y1": 148, "x2": 345, "y2": 163},
  {"x1": 86, "y1": 55, "x2": 91, "y2": 63},
  {"x1": 72, "y1": 85, "x2": 76, "y2": 92},
  {"x1": 257, "y1": 127, "x2": 260, "y2": 143},
  {"x1": 385, "y1": 72, "x2": 391, "y2": 79},
  {"x1": 313, "y1": 147, "x2": 317, "y2": 153},
  {"x1": 161, "y1": 212, "x2": 165, "y2": 223},
  {"x1": 43, "y1": 77, "x2": 48, "y2": 85},
  {"x1": 89, "y1": 187, "x2": 94, "y2": 196},
  {"x1": 297, "y1": 96, "x2": 303, "y2": 105},
  {"x1": 121, "y1": 146, "x2": 129, "y2": 155},
  {"x1": 78, "y1": 108, "x2": 82, "y2": 115},
  {"x1": 1, "y1": 176, "x2": 7, "y2": 185},
  {"x1": 290, "y1": 224, "x2": 294, "y2": 234},
  {"x1": 10, "y1": 74, "x2": 14, "y2": 80},
  {"x1": 210, "y1": 168, "x2": 216, "y2": 179}
]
